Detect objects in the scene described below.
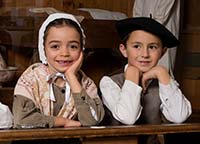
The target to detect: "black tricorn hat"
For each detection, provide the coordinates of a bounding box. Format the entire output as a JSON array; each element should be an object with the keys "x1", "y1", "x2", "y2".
[{"x1": 116, "y1": 17, "x2": 179, "y2": 48}]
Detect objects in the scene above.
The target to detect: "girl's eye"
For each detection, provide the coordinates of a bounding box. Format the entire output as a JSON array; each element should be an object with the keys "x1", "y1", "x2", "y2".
[
  {"x1": 50, "y1": 44, "x2": 59, "y2": 49},
  {"x1": 70, "y1": 45, "x2": 78, "y2": 49},
  {"x1": 69, "y1": 43, "x2": 80, "y2": 50}
]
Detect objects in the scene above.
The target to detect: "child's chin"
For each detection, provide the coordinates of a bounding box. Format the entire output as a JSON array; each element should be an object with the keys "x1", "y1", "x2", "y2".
[
  {"x1": 139, "y1": 68, "x2": 151, "y2": 73},
  {"x1": 57, "y1": 67, "x2": 69, "y2": 73}
]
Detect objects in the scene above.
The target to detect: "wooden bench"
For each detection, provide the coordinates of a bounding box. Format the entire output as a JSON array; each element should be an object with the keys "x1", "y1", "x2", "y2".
[{"x1": 0, "y1": 123, "x2": 199, "y2": 144}]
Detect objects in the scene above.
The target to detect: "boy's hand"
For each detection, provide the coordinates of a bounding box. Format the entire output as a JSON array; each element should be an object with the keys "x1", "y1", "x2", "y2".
[
  {"x1": 141, "y1": 66, "x2": 171, "y2": 91},
  {"x1": 125, "y1": 65, "x2": 141, "y2": 84}
]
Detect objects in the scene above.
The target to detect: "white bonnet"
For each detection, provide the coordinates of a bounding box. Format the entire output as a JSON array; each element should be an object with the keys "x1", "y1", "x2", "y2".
[{"x1": 38, "y1": 13, "x2": 86, "y2": 64}]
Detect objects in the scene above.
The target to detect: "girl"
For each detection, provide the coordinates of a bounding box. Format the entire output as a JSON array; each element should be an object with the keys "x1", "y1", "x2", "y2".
[{"x1": 13, "y1": 13, "x2": 104, "y2": 128}]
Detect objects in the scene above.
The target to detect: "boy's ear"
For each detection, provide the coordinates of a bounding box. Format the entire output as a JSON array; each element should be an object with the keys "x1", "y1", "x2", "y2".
[
  {"x1": 119, "y1": 44, "x2": 128, "y2": 58},
  {"x1": 161, "y1": 47, "x2": 167, "y2": 57}
]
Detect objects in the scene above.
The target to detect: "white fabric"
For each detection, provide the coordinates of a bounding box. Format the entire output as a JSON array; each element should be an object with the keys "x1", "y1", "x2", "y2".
[
  {"x1": 100, "y1": 77, "x2": 142, "y2": 124},
  {"x1": 159, "y1": 80, "x2": 192, "y2": 123},
  {"x1": 133, "y1": 0, "x2": 180, "y2": 76},
  {"x1": 29, "y1": 7, "x2": 61, "y2": 15},
  {"x1": 90, "y1": 106, "x2": 98, "y2": 121},
  {"x1": 38, "y1": 13, "x2": 86, "y2": 104},
  {"x1": 46, "y1": 72, "x2": 98, "y2": 120},
  {"x1": 0, "y1": 102, "x2": 13, "y2": 129},
  {"x1": 100, "y1": 70, "x2": 192, "y2": 125},
  {"x1": 38, "y1": 13, "x2": 86, "y2": 64},
  {"x1": 47, "y1": 72, "x2": 71, "y2": 104}
]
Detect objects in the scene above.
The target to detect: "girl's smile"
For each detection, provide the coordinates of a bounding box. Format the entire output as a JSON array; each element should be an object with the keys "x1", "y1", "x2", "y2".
[
  {"x1": 45, "y1": 25, "x2": 81, "y2": 73},
  {"x1": 120, "y1": 30, "x2": 166, "y2": 72}
]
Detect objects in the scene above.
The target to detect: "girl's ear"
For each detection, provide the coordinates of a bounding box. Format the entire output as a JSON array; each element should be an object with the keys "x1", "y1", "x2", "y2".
[{"x1": 119, "y1": 44, "x2": 128, "y2": 58}]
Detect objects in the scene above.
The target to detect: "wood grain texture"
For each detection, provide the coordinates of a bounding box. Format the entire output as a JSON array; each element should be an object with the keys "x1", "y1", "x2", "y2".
[{"x1": 0, "y1": 123, "x2": 199, "y2": 142}]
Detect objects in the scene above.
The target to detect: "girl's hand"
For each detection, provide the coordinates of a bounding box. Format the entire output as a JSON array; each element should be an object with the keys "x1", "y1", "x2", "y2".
[
  {"x1": 65, "y1": 51, "x2": 83, "y2": 76},
  {"x1": 65, "y1": 52, "x2": 83, "y2": 93},
  {"x1": 54, "y1": 117, "x2": 81, "y2": 127},
  {"x1": 64, "y1": 119, "x2": 81, "y2": 128}
]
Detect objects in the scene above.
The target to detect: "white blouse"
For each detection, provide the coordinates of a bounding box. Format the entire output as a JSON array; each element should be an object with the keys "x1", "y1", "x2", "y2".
[{"x1": 100, "y1": 76, "x2": 192, "y2": 125}]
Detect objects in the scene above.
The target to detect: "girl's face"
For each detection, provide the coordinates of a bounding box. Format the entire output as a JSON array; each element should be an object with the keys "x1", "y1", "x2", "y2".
[
  {"x1": 44, "y1": 25, "x2": 81, "y2": 73},
  {"x1": 120, "y1": 30, "x2": 166, "y2": 72}
]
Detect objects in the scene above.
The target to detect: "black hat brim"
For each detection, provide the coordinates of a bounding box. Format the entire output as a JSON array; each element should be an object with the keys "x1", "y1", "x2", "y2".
[{"x1": 116, "y1": 17, "x2": 179, "y2": 48}]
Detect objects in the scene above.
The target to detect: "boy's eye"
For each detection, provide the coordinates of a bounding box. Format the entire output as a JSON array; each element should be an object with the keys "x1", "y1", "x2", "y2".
[
  {"x1": 149, "y1": 45, "x2": 158, "y2": 50},
  {"x1": 133, "y1": 44, "x2": 140, "y2": 49}
]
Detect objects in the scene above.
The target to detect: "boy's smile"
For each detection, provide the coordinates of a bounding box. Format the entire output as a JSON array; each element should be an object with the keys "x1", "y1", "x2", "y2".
[{"x1": 120, "y1": 30, "x2": 166, "y2": 72}]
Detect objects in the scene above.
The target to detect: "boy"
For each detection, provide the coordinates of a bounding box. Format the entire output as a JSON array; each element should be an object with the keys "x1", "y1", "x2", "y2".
[{"x1": 99, "y1": 16, "x2": 192, "y2": 144}]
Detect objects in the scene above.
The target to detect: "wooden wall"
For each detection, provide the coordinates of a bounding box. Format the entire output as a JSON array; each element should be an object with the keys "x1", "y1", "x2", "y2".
[
  {"x1": 0, "y1": 0, "x2": 132, "y2": 86},
  {"x1": 177, "y1": 0, "x2": 200, "y2": 110},
  {"x1": 64, "y1": 0, "x2": 134, "y2": 17},
  {"x1": 1, "y1": 0, "x2": 133, "y2": 17}
]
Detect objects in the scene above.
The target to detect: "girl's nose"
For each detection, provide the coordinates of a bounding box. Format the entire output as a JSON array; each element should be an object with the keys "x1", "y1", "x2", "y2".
[{"x1": 60, "y1": 47, "x2": 70, "y2": 56}]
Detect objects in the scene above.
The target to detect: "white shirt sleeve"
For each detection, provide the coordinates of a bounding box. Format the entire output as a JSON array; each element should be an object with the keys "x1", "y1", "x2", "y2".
[
  {"x1": 159, "y1": 79, "x2": 192, "y2": 123},
  {"x1": 99, "y1": 76, "x2": 143, "y2": 124}
]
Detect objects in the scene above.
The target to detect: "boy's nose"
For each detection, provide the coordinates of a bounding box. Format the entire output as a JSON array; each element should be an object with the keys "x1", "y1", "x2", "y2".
[{"x1": 141, "y1": 48, "x2": 149, "y2": 58}]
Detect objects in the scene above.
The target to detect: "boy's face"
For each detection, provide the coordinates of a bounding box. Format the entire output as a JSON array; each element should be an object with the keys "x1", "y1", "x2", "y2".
[
  {"x1": 44, "y1": 25, "x2": 82, "y2": 73},
  {"x1": 120, "y1": 30, "x2": 166, "y2": 72}
]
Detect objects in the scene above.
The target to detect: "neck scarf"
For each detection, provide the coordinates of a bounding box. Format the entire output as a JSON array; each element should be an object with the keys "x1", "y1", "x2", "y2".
[
  {"x1": 38, "y1": 13, "x2": 86, "y2": 104},
  {"x1": 47, "y1": 72, "x2": 71, "y2": 104}
]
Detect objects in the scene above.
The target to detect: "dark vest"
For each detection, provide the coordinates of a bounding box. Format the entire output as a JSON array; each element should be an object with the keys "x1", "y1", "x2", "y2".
[
  {"x1": 101, "y1": 72, "x2": 162, "y2": 125},
  {"x1": 99, "y1": 72, "x2": 167, "y2": 144}
]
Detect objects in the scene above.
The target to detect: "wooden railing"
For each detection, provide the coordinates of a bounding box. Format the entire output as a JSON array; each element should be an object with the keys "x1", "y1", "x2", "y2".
[
  {"x1": 0, "y1": 123, "x2": 199, "y2": 144},
  {"x1": 0, "y1": 89, "x2": 200, "y2": 144}
]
